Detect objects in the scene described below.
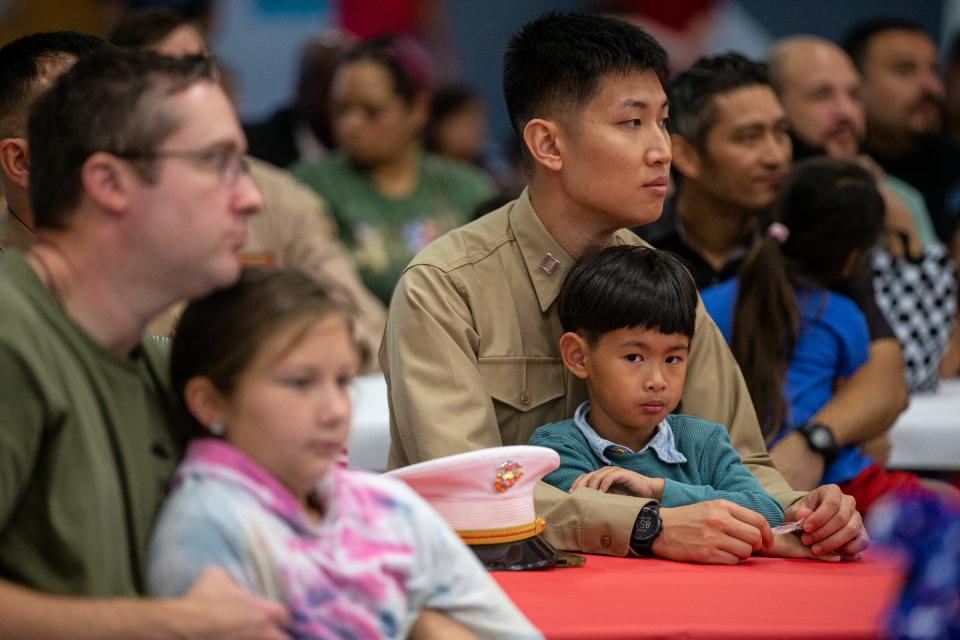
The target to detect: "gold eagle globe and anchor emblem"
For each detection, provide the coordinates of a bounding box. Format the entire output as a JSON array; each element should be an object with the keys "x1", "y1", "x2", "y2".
[{"x1": 494, "y1": 460, "x2": 523, "y2": 493}]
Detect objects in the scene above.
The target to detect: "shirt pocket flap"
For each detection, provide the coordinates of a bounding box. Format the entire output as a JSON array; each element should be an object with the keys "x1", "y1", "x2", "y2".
[{"x1": 478, "y1": 357, "x2": 565, "y2": 412}]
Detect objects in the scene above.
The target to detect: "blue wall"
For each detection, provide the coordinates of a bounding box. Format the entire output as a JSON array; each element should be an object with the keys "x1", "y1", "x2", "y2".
[{"x1": 738, "y1": 0, "x2": 941, "y2": 44}]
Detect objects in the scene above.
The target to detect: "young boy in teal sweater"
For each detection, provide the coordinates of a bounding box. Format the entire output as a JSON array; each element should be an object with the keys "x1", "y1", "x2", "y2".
[{"x1": 529, "y1": 246, "x2": 787, "y2": 530}]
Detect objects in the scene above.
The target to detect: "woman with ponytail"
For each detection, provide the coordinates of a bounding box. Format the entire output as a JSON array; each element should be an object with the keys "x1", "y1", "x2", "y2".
[{"x1": 702, "y1": 157, "x2": 952, "y2": 517}]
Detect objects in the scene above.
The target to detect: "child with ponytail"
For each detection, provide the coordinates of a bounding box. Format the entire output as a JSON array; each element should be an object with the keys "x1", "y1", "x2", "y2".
[{"x1": 702, "y1": 158, "x2": 946, "y2": 516}]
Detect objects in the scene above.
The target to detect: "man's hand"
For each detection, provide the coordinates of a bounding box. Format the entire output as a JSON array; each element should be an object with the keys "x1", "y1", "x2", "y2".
[
  {"x1": 180, "y1": 568, "x2": 292, "y2": 640},
  {"x1": 760, "y1": 532, "x2": 840, "y2": 561},
  {"x1": 570, "y1": 467, "x2": 664, "y2": 500},
  {"x1": 770, "y1": 431, "x2": 824, "y2": 491},
  {"x1": 652, "y1": 501, "x2": 773, "y2": 564},
  {"x1": 784, "y1": 484, "x2": 869, "y2": 560}
]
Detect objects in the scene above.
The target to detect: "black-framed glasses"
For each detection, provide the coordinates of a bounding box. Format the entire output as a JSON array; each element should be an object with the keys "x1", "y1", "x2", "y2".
[{"x1": 112, "y1": 146, "x2": 250, "y2": 185}]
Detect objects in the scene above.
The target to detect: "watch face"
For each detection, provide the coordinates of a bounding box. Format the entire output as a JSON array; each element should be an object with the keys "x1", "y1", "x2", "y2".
[
  {"x1": 635, "y1": 515, "x2": 657, "y2": 539},
  {"x1": 809, "y1": 425, "x2": 836, "y2": 451},
  {"x1": 810, "y1": 428, "x2": 831, "y2": 448}
]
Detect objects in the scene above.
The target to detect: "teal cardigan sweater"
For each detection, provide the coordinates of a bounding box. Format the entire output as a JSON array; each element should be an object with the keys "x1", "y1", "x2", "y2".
[{"x1": 529, "y1": 414, "x2": 784, "y2": 526}]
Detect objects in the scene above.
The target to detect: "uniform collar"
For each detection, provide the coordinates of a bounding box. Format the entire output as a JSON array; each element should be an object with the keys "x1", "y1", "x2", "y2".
[
  {"x1": 573, "y1": 401, "x2": 687, "y2": 465},
  {"x1": 510, "y1": 190, "x2": 638, "y2": 312}
]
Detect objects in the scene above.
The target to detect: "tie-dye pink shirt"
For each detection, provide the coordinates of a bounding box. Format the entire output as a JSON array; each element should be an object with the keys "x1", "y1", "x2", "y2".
[{"x1": 148, "y1": 439, "x2": 539, "y2": 639}]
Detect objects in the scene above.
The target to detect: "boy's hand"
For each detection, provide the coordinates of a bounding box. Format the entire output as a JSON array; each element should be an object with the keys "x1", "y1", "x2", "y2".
[{"x1": 570, "y1": 467, "x2": 664, "y2": 500}]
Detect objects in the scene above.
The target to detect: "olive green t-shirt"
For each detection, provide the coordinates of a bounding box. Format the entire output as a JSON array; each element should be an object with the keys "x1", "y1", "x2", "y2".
[
  {"x1": 292, "y1": 151, "x2": 493, "y2": 303},
  {"x1": 0, "y1": 252, "x2": 183, "y2": 596}
]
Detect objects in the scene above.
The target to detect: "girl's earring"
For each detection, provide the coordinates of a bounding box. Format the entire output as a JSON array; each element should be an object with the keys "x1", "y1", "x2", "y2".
[{"x1": 209, "y1": 419, "x2": 226, "y2": 437}]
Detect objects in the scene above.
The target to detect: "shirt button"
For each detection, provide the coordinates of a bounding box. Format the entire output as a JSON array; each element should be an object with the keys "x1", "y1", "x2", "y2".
[
  {"x1": 519, "y1": 392, "x2": 530, "y2": 406},
  {"x1": 600, "y1": 535, "x2": 612, "y2": 548}
]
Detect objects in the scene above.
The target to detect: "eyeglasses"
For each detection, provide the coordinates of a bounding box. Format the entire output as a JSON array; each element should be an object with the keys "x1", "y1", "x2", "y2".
[{"x1": 112, "y1": 146, "x2": 251, "y2": 185}]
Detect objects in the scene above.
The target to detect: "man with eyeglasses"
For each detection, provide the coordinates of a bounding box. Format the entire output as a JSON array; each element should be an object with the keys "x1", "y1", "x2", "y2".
[
  {"x1": 0, "y1": 49, "x2": 291, "y2": 639},
  {"x1": 1, "y1": 31, "x2": 386, "y2": 371}
]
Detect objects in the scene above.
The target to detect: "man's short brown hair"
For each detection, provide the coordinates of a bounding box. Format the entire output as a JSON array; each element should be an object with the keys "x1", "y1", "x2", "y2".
[{"x1": 27, "y1": 49, "x2": 216, "y2": 230}]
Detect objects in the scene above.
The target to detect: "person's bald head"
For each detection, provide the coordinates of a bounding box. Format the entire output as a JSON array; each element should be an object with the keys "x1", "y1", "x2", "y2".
[{"x1": 767, "y1": 36, "x2": 864, "y2": 158}]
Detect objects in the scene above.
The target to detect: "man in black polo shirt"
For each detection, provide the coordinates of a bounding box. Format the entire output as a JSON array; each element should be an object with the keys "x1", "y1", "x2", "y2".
[{"x1": 641, "y1": 54, "x2": 787, "y2": 290}]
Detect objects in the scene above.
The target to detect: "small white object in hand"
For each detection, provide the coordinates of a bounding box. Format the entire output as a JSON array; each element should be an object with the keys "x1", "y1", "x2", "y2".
[{"x1": 771, "y1": 518, "x2": 806, "y2": 535}]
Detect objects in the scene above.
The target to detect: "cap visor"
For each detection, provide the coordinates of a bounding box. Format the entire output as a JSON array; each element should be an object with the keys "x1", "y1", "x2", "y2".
[{"x1": 470, "y1": 535, "x2": 560, "y2": 571}]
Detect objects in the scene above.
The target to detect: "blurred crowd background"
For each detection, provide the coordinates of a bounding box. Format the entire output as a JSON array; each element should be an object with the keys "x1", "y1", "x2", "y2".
[{"x1": 1, "y1": 0, "x2": 954, "y2": 180}]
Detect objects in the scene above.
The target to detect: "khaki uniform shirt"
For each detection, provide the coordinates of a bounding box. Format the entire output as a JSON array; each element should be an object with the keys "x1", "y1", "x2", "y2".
[
  {"x1": 381, "y1": 191, "x2": 803, "y2": 556},
  {"x1": 148, "y1": 158, "x2": 387, "y2": 371}
]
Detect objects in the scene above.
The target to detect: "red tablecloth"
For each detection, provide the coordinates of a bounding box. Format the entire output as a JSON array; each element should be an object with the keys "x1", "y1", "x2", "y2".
[{"x1": 493, "y1": 550, "x2": 903, "y2": 639}]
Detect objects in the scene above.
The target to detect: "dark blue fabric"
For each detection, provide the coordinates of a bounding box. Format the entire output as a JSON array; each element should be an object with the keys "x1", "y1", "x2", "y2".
[{"x1": 869, "y1": 491, "x2": 960, "y2": 640}]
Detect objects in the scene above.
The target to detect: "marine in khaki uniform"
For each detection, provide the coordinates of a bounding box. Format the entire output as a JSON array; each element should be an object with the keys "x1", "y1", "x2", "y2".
[{"x1": 382, "y1": 13, "x2": 868, "y2": 563}]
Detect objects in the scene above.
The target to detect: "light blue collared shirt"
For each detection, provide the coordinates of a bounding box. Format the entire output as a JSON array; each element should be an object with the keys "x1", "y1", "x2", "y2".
[{"x1": 573, "y1": 401, "x2": 687, "y2": 465}]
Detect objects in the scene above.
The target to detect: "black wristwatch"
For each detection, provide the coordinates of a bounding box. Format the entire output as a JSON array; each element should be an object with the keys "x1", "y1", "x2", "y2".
[
  {"x1": 629, "y1": 503, "x2": 662, "y2": 557},
  {"x1": 797, "y1": 421, "x2": 839, "y2": 463}
]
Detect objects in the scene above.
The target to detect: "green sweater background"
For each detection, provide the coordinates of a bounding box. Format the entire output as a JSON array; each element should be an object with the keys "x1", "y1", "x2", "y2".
[
  {"x1": 292, "y1": 151, "x2": 492, "y2": 303},
  {"x1": 529, "y1": 413, "x2": 784, "y2": 526}
]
